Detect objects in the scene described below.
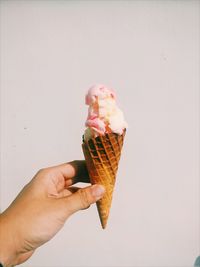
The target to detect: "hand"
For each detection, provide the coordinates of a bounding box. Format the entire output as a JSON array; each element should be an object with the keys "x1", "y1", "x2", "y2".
[{"x1": 0, "y1": 161, "x2": 105, "y2": 267}]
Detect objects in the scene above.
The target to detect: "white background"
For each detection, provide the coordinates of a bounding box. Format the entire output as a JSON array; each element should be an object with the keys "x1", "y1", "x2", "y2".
[{"x1": 0, "y1": 1, "x2": 199, "y2": 266}]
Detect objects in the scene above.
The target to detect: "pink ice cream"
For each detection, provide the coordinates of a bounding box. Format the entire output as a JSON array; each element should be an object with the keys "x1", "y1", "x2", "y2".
[{"x1": 84, "y1": 84, "x2": 127, "y2": 141}]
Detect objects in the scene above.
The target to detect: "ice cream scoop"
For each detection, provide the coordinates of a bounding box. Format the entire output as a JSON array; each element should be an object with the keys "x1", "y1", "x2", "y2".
[{"x1": 84, "y1": 84, "x2": 127, "y2": 141}]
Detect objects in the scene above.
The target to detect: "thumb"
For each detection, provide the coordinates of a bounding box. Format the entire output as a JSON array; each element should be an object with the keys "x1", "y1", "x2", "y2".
[{"x1": 65, "y1": 185, "x2": 105, "y2": 215}]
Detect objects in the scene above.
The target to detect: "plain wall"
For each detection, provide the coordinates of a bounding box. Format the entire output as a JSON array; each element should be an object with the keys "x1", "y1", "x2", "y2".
[{"x1": 0, "y1": 1, "x2": 199, "y2": 266}]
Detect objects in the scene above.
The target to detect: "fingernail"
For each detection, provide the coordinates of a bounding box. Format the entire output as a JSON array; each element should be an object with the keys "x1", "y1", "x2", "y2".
[{"x1": 91, "y1": 185, "x2": 105, "y2": 200}]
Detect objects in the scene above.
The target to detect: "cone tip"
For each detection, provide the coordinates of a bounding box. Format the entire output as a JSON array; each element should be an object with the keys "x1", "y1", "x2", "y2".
[{"x1": 101, "y1": 220, "x2": 107, "y2": 229}]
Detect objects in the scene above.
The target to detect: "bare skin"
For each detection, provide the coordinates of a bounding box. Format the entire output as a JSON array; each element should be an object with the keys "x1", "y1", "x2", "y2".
[{"x1": 0, "y1": 160, "x2": 105, "y2": 267}]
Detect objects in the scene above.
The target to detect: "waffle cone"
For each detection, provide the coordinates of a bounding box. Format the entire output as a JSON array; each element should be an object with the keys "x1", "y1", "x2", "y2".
[{"x1": 82, "y1": 130, "x2": 125, "y2": 229}]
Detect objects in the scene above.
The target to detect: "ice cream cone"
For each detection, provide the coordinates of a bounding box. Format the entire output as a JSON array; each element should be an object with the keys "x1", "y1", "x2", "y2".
[{"x1": 82, "y1": 130, "x2": 126, "y2": 229}]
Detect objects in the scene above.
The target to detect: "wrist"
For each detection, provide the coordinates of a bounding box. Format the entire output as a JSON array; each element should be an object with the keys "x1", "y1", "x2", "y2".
[{"x1": 0, "y1": 212, "x2": 20, "y2": 267}]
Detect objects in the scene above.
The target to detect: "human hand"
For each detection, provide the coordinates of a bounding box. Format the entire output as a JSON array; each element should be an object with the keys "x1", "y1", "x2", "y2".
[{"x1": 0, "y1": 161, "x2": 105, "y2": 267}]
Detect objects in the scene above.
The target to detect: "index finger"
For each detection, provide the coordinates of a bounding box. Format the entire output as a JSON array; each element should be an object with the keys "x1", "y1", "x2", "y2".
[{"x1": 55, "y1": 160, "x2": 90, "y2": 184}]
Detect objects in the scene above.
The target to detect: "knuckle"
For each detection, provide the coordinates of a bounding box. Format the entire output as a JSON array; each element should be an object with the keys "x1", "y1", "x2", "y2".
[
  {"x1": 38, "y1": 167, "x2": 52, "y2": 175},
  {"x1": 35, "y1": 167, "x2": 52, "y2": 181},
  {"x1": 37, "y1": 168, "x2": 45, "y2": 175},
  {"x1": 78, "y1": 189, "x2": 90, "y2": 209},
  {"x1": 37, "y1": 168, "x2": 47, "y2": 174}
]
